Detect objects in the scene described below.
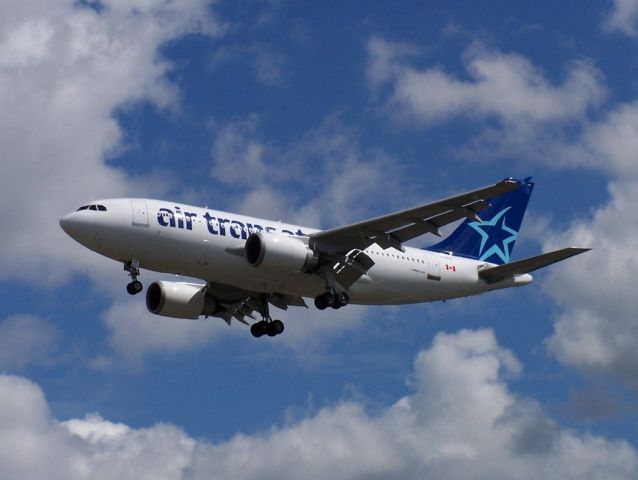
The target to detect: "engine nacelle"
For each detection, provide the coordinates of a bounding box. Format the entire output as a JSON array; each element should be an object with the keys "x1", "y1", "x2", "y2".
[
  {"x1": 245, "y1": 232, "x2": 319, "y2": 272},
  {"x1": 146, "y1": 281, "x2": 216, "y2": 319}
]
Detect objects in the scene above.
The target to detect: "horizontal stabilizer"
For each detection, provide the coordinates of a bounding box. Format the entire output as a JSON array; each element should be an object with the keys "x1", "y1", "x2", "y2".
[{"x1": 479, "y1": 247, "x2": 591, "y2": 284}]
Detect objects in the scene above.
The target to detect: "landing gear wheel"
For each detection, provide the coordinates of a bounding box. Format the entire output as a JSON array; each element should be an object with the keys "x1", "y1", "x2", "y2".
[
  {"x1": 126, "y1": 280, "x2": 143, "y2": 295},
  {"x1": 315, "y1": 290, "x2": 349, "y2": 310},
  {"x1": 251, "y1": 321, "x2": 268, "y2": 338},
  {"x1": 314, "y1": 295, "x2": 328, "y2": 310},
  {"x1": 251, "y1": 295, "x2": 285, "y2": 338},
  {"x1": 270, "y1": 320, "x2": 284, "y2": 336},
  {"x1": 252, "y1": 319, "x2": 284, "y2": 338},
  {"x1": 325, "y1": 292, "x2": 336, "y2": 308},
  {"x1": 336, "y1": 291, "x2": 349, "y2": 307},
  {"x1": 124, "y1": 260, "x2": 142, "y2": 295}
]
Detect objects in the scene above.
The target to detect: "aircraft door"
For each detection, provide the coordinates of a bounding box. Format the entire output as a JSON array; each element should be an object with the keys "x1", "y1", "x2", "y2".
[
  {"x1": 427, "y1": 253, "x2": 441, "y2": 281},
  {"x1": 131, "y1": 200, "x2": 149, "y2": 226}
]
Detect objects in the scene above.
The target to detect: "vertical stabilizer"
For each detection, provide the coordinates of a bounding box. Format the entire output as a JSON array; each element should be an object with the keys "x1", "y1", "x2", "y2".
[{"x1": 425, "y1": 177, "x2": 534, "y2": 265}]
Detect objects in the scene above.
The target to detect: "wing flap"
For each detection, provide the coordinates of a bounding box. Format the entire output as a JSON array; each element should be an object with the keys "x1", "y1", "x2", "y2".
[
  {"x1": 389, "y1": 199, "x2": 491, "y2": 243},
  {"x1": 269, "y1": 293, "x2": 308, "y2": 310},
  {"x1": 334, "y1": 249, "x2": 375, "y2": 288},
  {"x1": 479, "y1": 247, "x2": 591, "y2": 284}
]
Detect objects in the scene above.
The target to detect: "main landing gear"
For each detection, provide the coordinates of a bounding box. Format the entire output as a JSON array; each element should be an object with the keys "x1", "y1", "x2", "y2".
[
  {"x1": 250, "y1": 294, "x2": 285, "y2": 338},
  {"x1": 124, "y1": 260, "x2": 143, "y2": 295},
  {"x1": 313, "y1": 290, "x2": 349, "y2": 310},
  {"x1": 250, "y1": 319, "x2": 285, "y2": 338},
  {"x1": 313, "y1": 267, "x2": 350, "y2": 310}
]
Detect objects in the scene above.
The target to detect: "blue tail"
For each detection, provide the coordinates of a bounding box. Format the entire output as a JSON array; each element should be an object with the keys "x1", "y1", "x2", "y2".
[{"x1": 425, "y1": 177, "x2": 534, "y2": 265}]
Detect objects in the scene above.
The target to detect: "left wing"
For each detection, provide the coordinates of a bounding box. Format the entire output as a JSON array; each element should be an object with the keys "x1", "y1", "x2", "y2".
[
  {"x1": 211, "y1": 284, "x2": 307, "y2": 325},
  {"x1": 310, "y1": 178, "x2": 520, "y2": 254}
]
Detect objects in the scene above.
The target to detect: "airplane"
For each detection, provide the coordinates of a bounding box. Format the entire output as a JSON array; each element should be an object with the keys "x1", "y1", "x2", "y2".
[{"x1": 59, "y1": 177, "x2": 589, "y2": 338}]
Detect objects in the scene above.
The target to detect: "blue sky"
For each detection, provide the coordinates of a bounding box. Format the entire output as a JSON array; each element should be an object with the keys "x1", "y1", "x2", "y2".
[{"x1": 2, "y1": 0, "x2": 638, "y2": 478}]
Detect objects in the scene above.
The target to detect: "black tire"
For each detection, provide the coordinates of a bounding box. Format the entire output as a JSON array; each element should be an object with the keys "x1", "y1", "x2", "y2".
[
  {"x1": 325, "y1": 292, "x2": 336, "y2": 308},
  {"x1": 251, "y1": 321, "x2": 266, "y2": 338},
  {"x1": 271, "y1": 320, "x2": 284, "y2": 336},
  {"x1": 336, "y1": 291, "x2": 349, "y2": 307},
  {"x1": 127, "y1": 281, "x2": 143, "y2": 295},
  {"x1": 266, "y1": 323, "x2": 278, "y2": 337},
  {"x1": 314, "y1": 295, "x2": 328, "y2": 310}
]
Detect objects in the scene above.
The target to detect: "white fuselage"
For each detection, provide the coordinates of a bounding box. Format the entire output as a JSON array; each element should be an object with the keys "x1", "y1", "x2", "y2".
[{"x1": 60, "y1": 198, "x2": 532, "y2": 305}]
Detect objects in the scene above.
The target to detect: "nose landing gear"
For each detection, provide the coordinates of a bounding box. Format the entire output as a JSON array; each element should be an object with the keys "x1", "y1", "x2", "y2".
[{"x1": 124, "y1": 260, "x2": 143, "y2": 295}]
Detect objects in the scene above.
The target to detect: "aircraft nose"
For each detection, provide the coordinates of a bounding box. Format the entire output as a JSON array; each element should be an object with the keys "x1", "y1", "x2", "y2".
[
  {"x1": 59, "y1": 212, "x2": 81, "y2": 237},
  {"x1": 59, "y1": 211, "x2": 96, "y2": 242}
]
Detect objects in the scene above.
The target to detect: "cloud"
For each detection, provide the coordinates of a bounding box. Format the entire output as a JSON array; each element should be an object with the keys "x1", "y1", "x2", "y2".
[
  {"x1": 366, "y1": 38, "x2": 605, "y2": 126},
  {"x1": 556, "y1": 102, "x2": 638, "y2": 177},
  {"x1": 210, "y1": 115, "x2": 271, "y2": 186},
  {"x1": 542, "y1": 177, "x2": 638, "y2": 388},
  {"x1": 0, "y1": 0, "x2": 222, "y2": 285},
  {"x1": 0, "y1": 315, "x2": 62, "y2": 369},
  {"x1": 209, "y1": 43, "x2": 289, "y2": 87},
  {"x1": 1, "y1": 329, "x2": 636, "y2": 479},
  {"x1": 100, "y1": 296, "x2": 224, "y2": 369},
  {"x1": 364, "y1": 36, "x2": 638, "y2": 395},
  {"x1": 603, "y1": 0, "x2": 638, "y2": 36},
  {"x1": 210, "y1": 114, "x2": 406, "y2": 228},
  {"x1": 0, "y1": 374, "x2": 194, "y2": 480},
  {"x1": 520, "y1": 98, "x2": 638, "y2": 389}
]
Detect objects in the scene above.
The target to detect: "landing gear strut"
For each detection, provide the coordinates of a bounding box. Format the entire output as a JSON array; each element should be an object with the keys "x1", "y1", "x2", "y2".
[
  {"x1": 250, "y1": 294, "x2": 285, "y2": 338},
  {"x1": 314, "y1": 268, "x2": 349, "y2": 310},
  {"x1": 124, "y1": 260, "x2": 143, "y2": 295}
]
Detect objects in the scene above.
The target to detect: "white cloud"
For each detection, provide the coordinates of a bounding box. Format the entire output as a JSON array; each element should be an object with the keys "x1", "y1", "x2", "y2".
[
  {"x1": 251, "y1": 45, "x2": 289, "y2": 86},
  {"x1": 364, "y1": 36, "x2": 638, "y2": 393},
  {"x1": 603, "y1": 0, "x2": 638, "y2": 36},
  {"x1": 210, "y1": 115, "x2": 406, "y2": 228},
  {"x1": 524, "y1": 99, "x2": 638, "y2": 388},
  {"x1": 0, "y1": 315, "x2": 61, "y2": 369},
  {"x1": 1, "y1": 330, "x2": 635, "y2": 479},
  {"x1": 542, "y1": 177, "x2": 638, "y2": 387},
  {"x1": 0, "y1": 0, "x2": 222, "y2": 285},
  {"x1": 209, "y1": 43, "x2": 289, "y2": 87},
  {"x1": 100, "y1": 291, "x2": 227, "y2": 368},
  {"x1": 366, "y1": 38, "x2": 605, "y2": 126},
  {"x1": 558, "y1": 102, "x2": 638, "y2": 176},
  {"x1": 210, "y1": 115, "x2": 271, "y2": 186}
]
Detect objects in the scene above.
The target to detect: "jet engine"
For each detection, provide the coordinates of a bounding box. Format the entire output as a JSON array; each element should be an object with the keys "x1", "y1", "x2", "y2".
[
  {"x1": 146, "y1": 281, "x2": 216, "y2": 319},
  {"x1": 245, "y1": 232, "x2": 319, "y2": 272}
]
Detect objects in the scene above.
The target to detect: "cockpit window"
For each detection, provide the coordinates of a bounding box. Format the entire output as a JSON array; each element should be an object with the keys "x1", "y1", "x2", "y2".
[{"x1": 77, "y1": 204, "x2": 107, "y2": 212}]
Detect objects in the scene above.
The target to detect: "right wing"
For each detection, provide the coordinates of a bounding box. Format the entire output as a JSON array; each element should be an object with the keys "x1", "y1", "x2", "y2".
[{"x1": 310, "y1": 178, "x2": 521, "y2": 254}]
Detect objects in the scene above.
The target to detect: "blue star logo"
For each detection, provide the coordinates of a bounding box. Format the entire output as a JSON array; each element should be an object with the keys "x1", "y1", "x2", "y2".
[{"x1": 468, "y1": 207, "x2": 518, "y2": 263}]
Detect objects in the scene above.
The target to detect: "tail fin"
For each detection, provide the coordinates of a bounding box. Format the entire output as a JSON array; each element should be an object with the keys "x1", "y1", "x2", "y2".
[{"x1": 426, "y1": 177, "x2": 534, "y2": 265}]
